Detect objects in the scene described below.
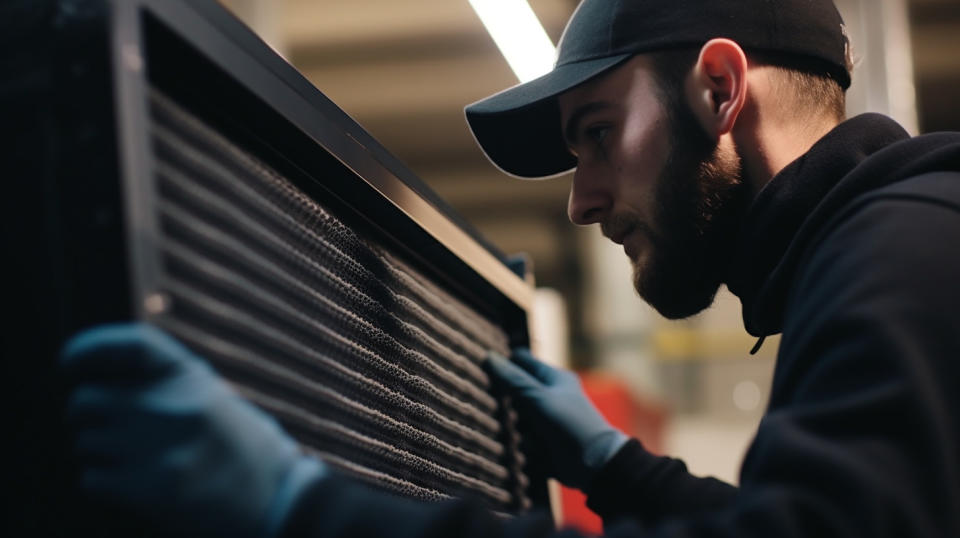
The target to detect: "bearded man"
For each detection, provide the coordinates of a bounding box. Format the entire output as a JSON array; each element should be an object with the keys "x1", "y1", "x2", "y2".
[{"x1": 61, "y1": 1, "x2": 960, "y2": 537}]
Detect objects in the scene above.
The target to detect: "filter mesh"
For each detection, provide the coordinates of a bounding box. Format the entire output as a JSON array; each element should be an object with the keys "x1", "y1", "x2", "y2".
[{"x1": 147, "y1": 90, "x2": 531, "y2": 512}]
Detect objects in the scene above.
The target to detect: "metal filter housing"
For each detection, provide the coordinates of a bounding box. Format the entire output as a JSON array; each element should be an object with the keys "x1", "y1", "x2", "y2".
[{"x1": 5, "y1": 0, "x2": 546, "y2": 533}]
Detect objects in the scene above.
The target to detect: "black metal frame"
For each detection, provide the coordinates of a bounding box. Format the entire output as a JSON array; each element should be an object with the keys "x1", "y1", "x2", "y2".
[
  {"x1": 116, "y1": 0, "x2": 533, "y2": 331},
  {"x1": 5, "y1": 0, "x2": 544, "y2": 533}
]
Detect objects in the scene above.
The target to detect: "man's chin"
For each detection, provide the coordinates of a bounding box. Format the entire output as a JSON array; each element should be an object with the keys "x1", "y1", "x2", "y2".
[{"x1": 633, "y1": 260, "x2": 722, "y2": 320}]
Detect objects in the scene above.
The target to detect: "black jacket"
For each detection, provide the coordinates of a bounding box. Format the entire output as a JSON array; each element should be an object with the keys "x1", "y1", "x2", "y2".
[{"x1": 282, "y1": 114, "x2": 960, "y2": 538}]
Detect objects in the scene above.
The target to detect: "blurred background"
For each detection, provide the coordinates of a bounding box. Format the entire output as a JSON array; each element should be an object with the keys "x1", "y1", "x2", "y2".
[{"x1": 217, "y1": 0, "x2": 958, "y2": 523}]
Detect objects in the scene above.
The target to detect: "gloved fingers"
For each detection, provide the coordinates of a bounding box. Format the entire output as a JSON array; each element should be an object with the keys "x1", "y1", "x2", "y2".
[
  {"x1": 79, "y1": 465, "x2": 166, "y2": 507},
  {"x1": 65, "y1": 383, "x2": 203, "y2": 441},
  {"x1": 483, "y1": 351, "x2": 543, "y2": 393},
  {"x1": 73, "y1": 428, "x2": 148, "y2": 467},
  {"x1": 68, "y1": 389, "x2": 183, "y2": 461},
  {"x1": 510, "y1": 348, "x2": 564, "y2": 384},
  {"x1": 60, "y1": 322, "x2": 204, "y2": 385},
  {"x1": 263, "y1": 457, "x2": 329, "y2": 537},
  {"x1": 64, "y1": 384, "x2": 133, "y2": 427}
]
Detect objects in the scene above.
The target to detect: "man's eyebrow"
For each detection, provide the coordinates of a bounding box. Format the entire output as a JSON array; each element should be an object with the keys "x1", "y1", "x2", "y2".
[{"x1": 563, "y1": 101, "x2": 615, "y2": 147}]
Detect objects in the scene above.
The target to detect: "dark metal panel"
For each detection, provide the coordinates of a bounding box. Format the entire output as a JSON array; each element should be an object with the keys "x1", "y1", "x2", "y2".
[
  {"x1": 5, "y1": 0, "x2": 547, "y2": 532},
  {"x1": 120, "y1": 0, "x2": 534, "y2": 319}
]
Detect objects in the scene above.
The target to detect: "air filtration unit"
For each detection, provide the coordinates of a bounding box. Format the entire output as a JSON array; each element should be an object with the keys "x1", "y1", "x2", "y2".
[{"x1": 4, "y1": 0, "x2": 545, "y2": 534}]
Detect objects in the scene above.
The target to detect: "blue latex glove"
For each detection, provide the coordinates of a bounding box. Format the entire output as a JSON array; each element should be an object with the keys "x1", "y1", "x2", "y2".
[
  {"x1": 61, "y1": 323, "x2": 326, "y2": 538},
  {"x1": 484, "y1": 348, "x2": 628, "y2": 491}
]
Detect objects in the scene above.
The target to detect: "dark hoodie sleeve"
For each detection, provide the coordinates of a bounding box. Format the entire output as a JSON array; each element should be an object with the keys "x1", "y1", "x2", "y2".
[{"x1": 585, "y1": 440, "x2": 738, "y2": 527}]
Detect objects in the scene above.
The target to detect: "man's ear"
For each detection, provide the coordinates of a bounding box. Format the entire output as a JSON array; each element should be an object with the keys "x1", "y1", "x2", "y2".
[{"x1": 686, "y1": 38, "x2": 748, "y2": 138}]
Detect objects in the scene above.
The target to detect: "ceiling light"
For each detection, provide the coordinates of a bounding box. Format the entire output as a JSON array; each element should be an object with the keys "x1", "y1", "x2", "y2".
[{"x1": 468, "y1": 0, "x2": 556, "y2": 83}]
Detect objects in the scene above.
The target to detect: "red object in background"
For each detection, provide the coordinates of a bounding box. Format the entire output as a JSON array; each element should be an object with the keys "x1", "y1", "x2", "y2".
[{"x1": 559, "y1": 372, "x2": 666, "y2": 535}]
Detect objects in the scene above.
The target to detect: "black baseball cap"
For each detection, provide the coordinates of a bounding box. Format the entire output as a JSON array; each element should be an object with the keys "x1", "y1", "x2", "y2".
[{"x1": 465, "y1": 0, "x2": 851, "y2": 178}]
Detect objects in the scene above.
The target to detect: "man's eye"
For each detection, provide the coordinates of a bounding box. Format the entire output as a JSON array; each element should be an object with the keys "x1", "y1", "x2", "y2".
[{"x1": 586, "y1": 126, "x2": 610, "y2": 145}]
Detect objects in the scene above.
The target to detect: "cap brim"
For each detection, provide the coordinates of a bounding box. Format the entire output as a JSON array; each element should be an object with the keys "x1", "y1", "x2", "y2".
[{"x1": 465, "y1": 53, "x2": 632, "y2": 179}]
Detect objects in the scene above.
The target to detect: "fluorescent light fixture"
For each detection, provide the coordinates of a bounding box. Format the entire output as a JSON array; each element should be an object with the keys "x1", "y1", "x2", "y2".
[{"x1": 468, "y1": 0, "x2": 556, "y2": 83}]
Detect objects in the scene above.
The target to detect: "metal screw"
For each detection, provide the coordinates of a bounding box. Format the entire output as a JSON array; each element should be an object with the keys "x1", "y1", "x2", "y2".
[
  {"x1": 122, "y1": 43, "x2": 143, "y2": 72},
  {"x1": 144, "y1": 292, "x2": 170, "y2": 314}
]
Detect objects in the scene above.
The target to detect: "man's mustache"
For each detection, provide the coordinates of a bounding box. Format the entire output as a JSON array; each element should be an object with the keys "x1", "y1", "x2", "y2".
[{"x1": 602, "y1": 213, "x2": 656, "y2": 245}]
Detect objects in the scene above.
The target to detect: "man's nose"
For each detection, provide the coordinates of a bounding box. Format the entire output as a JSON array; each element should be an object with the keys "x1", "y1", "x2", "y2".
[{"x1": 567, "y1": 166, "x2": 611, "y2": 225}]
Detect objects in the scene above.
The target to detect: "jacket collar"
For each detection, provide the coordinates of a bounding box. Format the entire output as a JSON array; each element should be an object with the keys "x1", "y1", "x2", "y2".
[{"x1": 726, "y1": 114, "x2": 911, "y2": 336}]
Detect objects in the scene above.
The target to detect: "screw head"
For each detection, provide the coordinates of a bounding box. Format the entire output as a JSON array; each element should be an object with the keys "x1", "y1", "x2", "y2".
[{"x1": 144, "y1": 292, "x2": 170, "y2": 315}]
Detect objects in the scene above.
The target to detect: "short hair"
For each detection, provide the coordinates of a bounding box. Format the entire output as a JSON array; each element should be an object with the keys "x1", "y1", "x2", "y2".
[{"x1": 648, "y1": 45, "x2": 852, "y2": 123}]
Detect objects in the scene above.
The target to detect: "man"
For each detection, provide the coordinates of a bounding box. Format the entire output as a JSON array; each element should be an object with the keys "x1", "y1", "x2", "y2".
[{"x1": 62, "y1": 0, "x2": 960, "y2": 537}]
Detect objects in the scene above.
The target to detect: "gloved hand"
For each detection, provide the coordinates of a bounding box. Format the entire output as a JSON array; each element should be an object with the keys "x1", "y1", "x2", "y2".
[
  {"x1": 484, "y1": 348, "x2": 628, "y2": 491},
  {"x1": 60, "y1": 323, "x2": 326, "y2": 538}
]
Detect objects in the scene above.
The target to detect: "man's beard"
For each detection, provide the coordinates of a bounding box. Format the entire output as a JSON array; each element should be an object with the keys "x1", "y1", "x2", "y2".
[{"x1": 620, "y1": 99, "x2": 748, "y2": 319}]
